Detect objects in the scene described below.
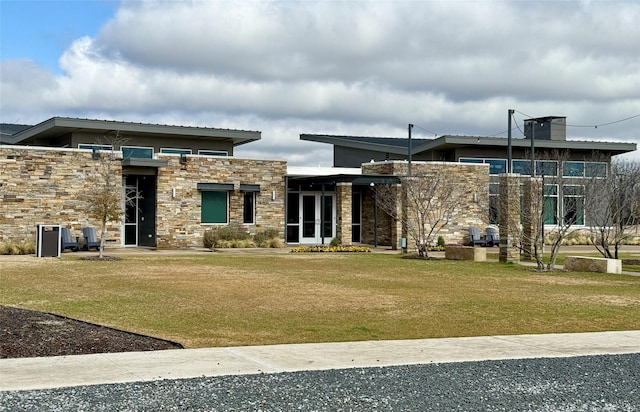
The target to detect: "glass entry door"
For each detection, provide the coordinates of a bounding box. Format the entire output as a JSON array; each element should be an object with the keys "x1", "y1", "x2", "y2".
[{"x1": 300, "y1": 192, "x2": 335, "y2": 244}]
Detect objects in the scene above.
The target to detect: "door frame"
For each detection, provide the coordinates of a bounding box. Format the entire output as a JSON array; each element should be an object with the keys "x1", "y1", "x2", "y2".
[{"x1": 299, "y1": 191, "x2": 336, "y2": 245}]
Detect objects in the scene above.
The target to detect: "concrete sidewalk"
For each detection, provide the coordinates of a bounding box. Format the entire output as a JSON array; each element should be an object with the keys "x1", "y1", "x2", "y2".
[{"x1": 2, "y1": 330, "x2": 639, "y2": 392}]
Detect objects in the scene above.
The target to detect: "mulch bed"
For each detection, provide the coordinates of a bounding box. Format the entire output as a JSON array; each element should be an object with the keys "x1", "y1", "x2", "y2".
[{"x1": 0, "y1": 305, "x2": 183, "y2": 359}]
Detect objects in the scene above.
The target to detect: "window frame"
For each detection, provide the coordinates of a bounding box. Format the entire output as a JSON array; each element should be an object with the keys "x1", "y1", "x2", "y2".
[
  {"x1": 160, "y1": 148, "x2": 192, "y2": 155},
  {"x1": 242, "y1": 191, "x2": 256, "y2": 224},
  {"x1": 198, "y1": 150, "x2": 228, "y2": 157}
]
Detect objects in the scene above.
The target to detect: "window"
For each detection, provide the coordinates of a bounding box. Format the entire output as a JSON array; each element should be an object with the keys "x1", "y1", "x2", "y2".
[
  {"x1": 78, "y1": 144, "x2": 113, "y2": 151},
  {"x1": 243, "y1": 192, "x2": 255, "y2": 224},
  {"x1": 563, "y1": 185, "x2": 585, "y2": 225},
  {"x1": 543, "y1": 185, "x2": 558, "y2": 225},
  {"x1": 160, "y1": 148, "x2": 192, "y2": 155},
  {"x1": 563, "y1": 161, "x2": 584, "y2": 177},
  {"x1": 489, "y1": 183, "x2": 500, "y2": 224},
  {"x1": 459, "y1": 158, "x2": 505, "y2": 175},
  {"x1": 201, "y1": 191, "x2": 228, "y2": 224},
  {"x1": 536, "y1": 160, "x2": 558, "y2": 177},
  {"x1": 122, "y1": 146, "x2": 153, "y2": 159},
  {"x1": 585, "y1": 162, "x2": 607, "y2": 178},
  {"x1": 198, "y1": 150, "x2": 228, "y2": 157},
  {"x1": 512, "y1": 160, "x2": 531, "y2": 175}
]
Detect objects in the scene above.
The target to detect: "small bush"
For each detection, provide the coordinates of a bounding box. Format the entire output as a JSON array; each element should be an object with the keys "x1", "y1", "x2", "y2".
[
  {"x1": 0, "y1": 240, "x2": 35, "y2": 255},
  {"x1": 204, "y1": 226, "x2": 251, "y2": 249},
  {"x1": 253, "y1": 228, "x2": 281, "y2": 248},
  {"x1": 329, "y1": 238, "x2": 340, "y2": 247},
  {"x1": 437, "y1": 236, "x2": 445, "y2": 247}
]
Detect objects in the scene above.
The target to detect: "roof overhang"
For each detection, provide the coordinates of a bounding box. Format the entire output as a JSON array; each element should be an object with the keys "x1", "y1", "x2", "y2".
[
  {"x1": 7, "y1": 117, "x2": 261, "y2": 147},
  {"x1": 301, "y1": 133, "x2": 637, "y2": 157}
]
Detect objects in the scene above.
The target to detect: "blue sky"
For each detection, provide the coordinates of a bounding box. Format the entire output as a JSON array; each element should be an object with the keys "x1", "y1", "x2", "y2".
[
  {"x1": 1, "y1": 0, "x2": 118, "y2": 74},
  {"x1": 0, "y1": 0, "x2": 638, "y2": 164}
]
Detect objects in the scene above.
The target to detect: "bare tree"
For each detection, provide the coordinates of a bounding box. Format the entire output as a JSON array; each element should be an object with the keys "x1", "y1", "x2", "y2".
[
  {"x1": 584, "y1": 159, "x2": 640, "y2": 259},
  {"x1": 80, "y1": 133, "x2": 137, "y2": 258},
  {"x1": 374, "y1": 165, "x2": 474, "y2": 258},
  {"x1": 506, "y1": 150, "x2": 581, "y2": 271}
]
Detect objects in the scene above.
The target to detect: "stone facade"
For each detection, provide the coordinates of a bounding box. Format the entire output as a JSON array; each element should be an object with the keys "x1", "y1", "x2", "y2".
[
  {"x1": 0, "y1": 146, "x2": 123, "y2": 243},
  {"x1": 361, "y1": 161, "x2": 489, "y2": 248},
  {"x1": 155, "y1": 154, "x2": 286, "y2": 248},
  {"x1": 0, "y1": 146, "x2": 286, "y2": 248},
  {"x1": 335, "y1": 182, "x2": 352, "y2": 244},
  {"x1": 498, "y1": 173, "x2": 521, "y2": 262}
]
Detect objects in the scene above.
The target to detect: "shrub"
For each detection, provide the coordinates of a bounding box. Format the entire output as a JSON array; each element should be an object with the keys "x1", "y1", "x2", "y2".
[
  {"x1": 253, "y1": 228, "x2": 282, "y2": 248},
  {"x1": 0, "y1": 240, "x2": 35, "y2": 255},
  {"x1": 437, "y1": 236, "x2": 445, "y2": 248},
  {"x1": 203, "y1": 226, "x2": 251, "y2": 249},
  {"x1": 329, "y1": 238, "x2": 340, "y2": 247}
]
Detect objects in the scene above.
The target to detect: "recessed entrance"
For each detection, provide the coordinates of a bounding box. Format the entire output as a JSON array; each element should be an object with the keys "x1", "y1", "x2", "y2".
[{"x1": 123, "y1": 174, "x2": 156, "y2": 247}]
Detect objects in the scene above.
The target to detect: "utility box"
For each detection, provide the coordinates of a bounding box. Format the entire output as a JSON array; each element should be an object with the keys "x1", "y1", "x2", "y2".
[{"x1": 36, "y1": 225, "x2": 61, "y2": 257}]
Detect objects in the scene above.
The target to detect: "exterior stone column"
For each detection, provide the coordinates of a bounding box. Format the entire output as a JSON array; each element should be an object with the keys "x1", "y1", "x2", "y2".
[
  {"x1": 499, "y1": 173, "x2": 521, "y2": 262},
  {"x1": 335, "y1": 182, "x2": 352, "y2": 245},
  {"x1": 391, "y1": 183, "x2": 403, "y2": 250},
  {"x1": 521, "y1": 177, "x2": 543, "y2": 260}
]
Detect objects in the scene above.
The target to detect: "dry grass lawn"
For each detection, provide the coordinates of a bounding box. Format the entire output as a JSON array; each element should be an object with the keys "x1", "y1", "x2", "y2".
[{"x1": 1, "y1": 253, "x2": 639, "y2": 348}]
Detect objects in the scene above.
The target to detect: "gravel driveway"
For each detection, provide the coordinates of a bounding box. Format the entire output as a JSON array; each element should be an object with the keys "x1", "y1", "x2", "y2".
[{"x1": 2, "y1": 353, "x2": 638, "y2": 411}]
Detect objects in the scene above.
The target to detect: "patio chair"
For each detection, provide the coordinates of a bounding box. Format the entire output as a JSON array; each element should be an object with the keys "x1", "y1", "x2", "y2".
[
  {"x1": 82, "y1": 227, "x2": 101, "y2": 251},
  {"x1": 60, "y1": 227, "x2": 79, "y2": 252},
  {"x1": 468, "y1": 227, "x2": 487, "y2": 247},
  {"x1": 485, "y1": 227, "x2": 499, "y2": 247}
]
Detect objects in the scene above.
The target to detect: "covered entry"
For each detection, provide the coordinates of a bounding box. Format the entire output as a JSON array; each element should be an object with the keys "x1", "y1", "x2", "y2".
[
  {"x1": 122, "y1": 159, "x2": 167, "y2": 247},
  {"x1": 286, "y1": 174, "x2": 400, "y2": 245}
]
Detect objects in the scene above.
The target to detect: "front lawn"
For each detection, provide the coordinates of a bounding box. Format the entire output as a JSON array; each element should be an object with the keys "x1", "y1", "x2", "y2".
[{"x1": 1, "y1": 253, "x2": 639, "y2": 348}]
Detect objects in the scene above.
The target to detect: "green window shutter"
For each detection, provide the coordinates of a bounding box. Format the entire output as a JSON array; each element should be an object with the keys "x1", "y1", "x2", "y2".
[{"x1": 201, "y1": 191, "x2": 228, "y2": 223}]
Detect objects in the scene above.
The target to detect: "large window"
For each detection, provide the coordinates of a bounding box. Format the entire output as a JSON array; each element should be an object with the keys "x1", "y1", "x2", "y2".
[
  {"x1": 78, "y1": 144, "x2": 113, "y2": 151},
  {"x1": 201, "y1": 191, "x2": 228, "y2": 224},
  {"x1": 562, "y1": 161, "x2": 607, "y2": 178},
  {"x1": 510, "y1": 160, "x2": 557, "y2": 176}
]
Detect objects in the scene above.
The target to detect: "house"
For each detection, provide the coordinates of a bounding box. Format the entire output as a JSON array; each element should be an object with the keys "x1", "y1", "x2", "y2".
[
  {"x1": 0, "y1": 117, "x2": 286, "y2": 248},
  {"x1": 301, "y1": 116, "x2": 637, "y2": 230}
]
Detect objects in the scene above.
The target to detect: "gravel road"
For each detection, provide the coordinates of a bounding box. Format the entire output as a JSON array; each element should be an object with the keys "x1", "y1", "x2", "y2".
[{"x1": 2, "y1": 353, "x2": 638, "y2": 411}]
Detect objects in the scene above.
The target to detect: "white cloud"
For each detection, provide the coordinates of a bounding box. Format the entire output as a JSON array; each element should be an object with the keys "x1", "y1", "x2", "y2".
[{"x1": 1, "y1": 0, "x2": 638, "y2": 164}]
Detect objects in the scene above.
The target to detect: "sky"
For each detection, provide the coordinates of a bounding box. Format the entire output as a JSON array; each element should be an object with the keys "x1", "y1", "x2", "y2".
[{"x1": 1, "y1": 0, "x2": 639, "y2": 165}]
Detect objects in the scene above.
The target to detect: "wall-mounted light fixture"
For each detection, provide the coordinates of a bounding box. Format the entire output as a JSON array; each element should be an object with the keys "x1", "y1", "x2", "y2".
[
  {"x1": 172, "y1": 188, "x2": 176, "y2": 199},
  {"x1": 272, "y1": 191, "x2": 276, "y2": 201}
]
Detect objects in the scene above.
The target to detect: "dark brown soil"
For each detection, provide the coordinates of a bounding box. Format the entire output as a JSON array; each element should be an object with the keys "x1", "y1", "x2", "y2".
[{"x1": 0, "y1": 305, "x2": 183, "y2": 359}]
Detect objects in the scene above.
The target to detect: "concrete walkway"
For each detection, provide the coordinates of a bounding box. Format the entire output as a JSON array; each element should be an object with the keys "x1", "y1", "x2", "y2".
[{"x1": 2, "y1": 330, "x2": 639, "y2": 391}]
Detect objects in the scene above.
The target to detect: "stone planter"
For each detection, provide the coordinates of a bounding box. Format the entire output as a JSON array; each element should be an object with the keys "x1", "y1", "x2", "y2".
[
  {"x1": 445, "y1": 246, "x2": 487, "y2": 262},
  {"x1": 564, "y1": 256, "x2": 622, "y2": 274}
]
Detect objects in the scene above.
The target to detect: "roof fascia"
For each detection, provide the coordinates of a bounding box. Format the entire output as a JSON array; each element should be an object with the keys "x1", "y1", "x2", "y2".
[
  {"x1": 300, "y1": 134, "x2": 410, "y2": 155},
  {"x1": 10, "y1": 117, "x2": 261, "y2": 146}
]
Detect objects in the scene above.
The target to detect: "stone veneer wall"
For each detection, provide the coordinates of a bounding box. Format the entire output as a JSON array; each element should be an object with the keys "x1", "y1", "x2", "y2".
[
  {"x1": 0, "y1": 146, "x2": 287, "y2": 249},
  {"x1": 155, "y1": 155, "x2": 286, "y2": 249},
  {"x1": 361, "y1": 161, "x2": 489, "y2": 247},
  {"x1": 0, "y1": 146, "x2": 122, "y2": 243}
]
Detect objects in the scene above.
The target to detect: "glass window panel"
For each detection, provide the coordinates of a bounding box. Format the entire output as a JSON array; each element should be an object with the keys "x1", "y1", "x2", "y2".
[
  {"x1": 536, "y1": 161, "x2": 558, "y2": 177},
  {"x1": 198, "y1": 150, "x2": 228, "y2": 156},
  {"x1": 486, "y1": 159, "x2": 507, "y2": 175},
  {"x1": 243, "y1": 192, "x2": 255, "y2": 224},
  {"x1": 287, "y1": 193, "x2": 299, "y2": 224},
  {"x1": 543, "y1": 185, "x2": 558, "y2": 196},
  {"x1": 201, "y1": 191, "x2": 228, "y2": 224},
  {"x1": 122, "y1": 146, "x2": 153, "y2": 159},
  {"x1": 543, "y1": 197, "x2": 558, "y2": 225},
  {"x1": 512, "y1": 160, "x2": 531, "y2": 175},
  {"x1": 459, "y1": 158, "x2": 483, "y2": 164},
  {"x1": 585, "y1": 162, "x2": 607, "y2": 178},
  {"x1": 563, "y1": 161, "x2": 584, "y2": 177},
  {"x1": 78, "y1": 144, "x2": 113, "y2": 151},
  {"x1": 160, "y1": 148, "x2": 192, "y2": 155}
]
